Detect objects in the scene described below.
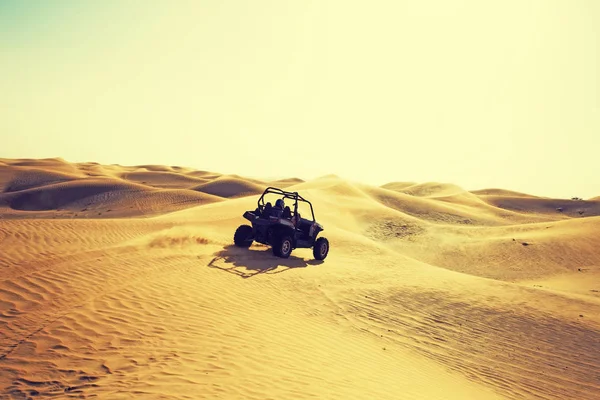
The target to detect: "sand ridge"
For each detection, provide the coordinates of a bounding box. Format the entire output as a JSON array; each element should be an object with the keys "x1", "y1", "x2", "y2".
[{"x1": 1, "y1": 158, "x2": 599, "y2": 399}]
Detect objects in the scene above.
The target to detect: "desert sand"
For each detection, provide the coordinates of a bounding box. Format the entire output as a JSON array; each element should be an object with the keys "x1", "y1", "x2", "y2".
[{"x1": 1, "y1": 158, "x2": 599, "y2": 399}]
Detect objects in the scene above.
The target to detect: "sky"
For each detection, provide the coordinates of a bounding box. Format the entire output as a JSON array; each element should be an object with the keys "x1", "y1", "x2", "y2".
[{"x1": 1, "y1": 0, "x2": 599, "y2": 198}]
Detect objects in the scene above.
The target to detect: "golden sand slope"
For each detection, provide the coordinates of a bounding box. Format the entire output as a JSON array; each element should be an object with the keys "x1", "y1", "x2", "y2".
[{"x1": 1, "y1": 159, "x2": 599, "y2": 399}]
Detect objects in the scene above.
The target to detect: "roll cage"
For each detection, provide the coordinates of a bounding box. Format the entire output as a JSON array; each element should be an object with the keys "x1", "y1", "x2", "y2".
[{"x1": 257, "y1": 187, "x2": 316, "y2": 222}]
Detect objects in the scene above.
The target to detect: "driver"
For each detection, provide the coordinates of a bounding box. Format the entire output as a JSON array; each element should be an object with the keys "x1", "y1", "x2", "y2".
[
  {"x1": 275, "y1": 198, "x2": 285, "y2": 209},
  {"x1": 272, "y1": 198, "x2": 285, "y2": 217}
]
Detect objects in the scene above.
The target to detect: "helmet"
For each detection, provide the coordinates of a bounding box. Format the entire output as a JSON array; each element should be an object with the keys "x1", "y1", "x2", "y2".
[{"x1": 275, "y1": 198, "x2": 285, "y2": 209}]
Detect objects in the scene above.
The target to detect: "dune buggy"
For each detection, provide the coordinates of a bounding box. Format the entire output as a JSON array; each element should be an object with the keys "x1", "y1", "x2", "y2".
[{"x1": 233, "y1": 187, "x2": 329, "y2": 260}]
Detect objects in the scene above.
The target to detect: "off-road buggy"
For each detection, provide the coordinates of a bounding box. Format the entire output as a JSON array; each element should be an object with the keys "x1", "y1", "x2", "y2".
[{"x1": 233, "y1": 187, "x2": 329, "y2": 260}]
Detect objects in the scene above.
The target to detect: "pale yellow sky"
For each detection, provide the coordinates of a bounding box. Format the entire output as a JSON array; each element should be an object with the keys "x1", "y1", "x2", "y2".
[{"x1": 1, "y1": 1, "x2": 599, "y2": 198}]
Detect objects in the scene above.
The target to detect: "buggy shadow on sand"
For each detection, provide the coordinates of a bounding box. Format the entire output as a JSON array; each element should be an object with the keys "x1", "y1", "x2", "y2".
[
  {"x1": 233, "y1": 187, "x2": 330, "y2": 260},
  {"x1": 208, "y1": 245, "x2": 323, "y2": 278}
]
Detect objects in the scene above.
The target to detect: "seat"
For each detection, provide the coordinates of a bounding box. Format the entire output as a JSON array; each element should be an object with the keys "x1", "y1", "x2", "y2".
[
  {"x1": 262, "y1": 202, "x2": 273, "y2": 218},
  {"x1": 282, "y1": 206, "x2": 292, "y2": 219},
  {"x1": 296, "y1": 218, "x2": 312, "y2": 238}
]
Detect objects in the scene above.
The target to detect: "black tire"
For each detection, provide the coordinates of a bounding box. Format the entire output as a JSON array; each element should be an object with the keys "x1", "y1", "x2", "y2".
[
  {"x1": 273, "y1": 235, "x2": 293, "y2": 258},
  {"x1": 234, "y1": 225, "x2": 253, "y2": 247},
  {"x1": 313, "y1": 237, "x2": 329, "y2": 260}
]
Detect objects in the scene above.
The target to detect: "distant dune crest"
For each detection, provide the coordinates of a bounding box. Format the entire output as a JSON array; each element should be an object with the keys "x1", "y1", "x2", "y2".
[
  {"x1": 0, "y1": 158, "x2": 598, "y2": 220},
  {"x1": 0, "y1": 159, "x2": 307, "y2": 218},
  {"x1": 470, "y1": 188, "x2": 541, "y2": 198},
  {"x1": 191, "y1": 176, "x2": 266, "y2": 198},
  {"x1": 383, "y1": 182, "x2": 466, "y2": 198}
]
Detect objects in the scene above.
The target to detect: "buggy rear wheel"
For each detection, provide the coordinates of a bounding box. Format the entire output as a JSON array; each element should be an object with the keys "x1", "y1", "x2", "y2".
[
  {"x1": 273, "y1": 235, "x2": 293, "y2": 258},
  {"x1": 234, "y1": 224, "x2": 253, "y2": 247}
]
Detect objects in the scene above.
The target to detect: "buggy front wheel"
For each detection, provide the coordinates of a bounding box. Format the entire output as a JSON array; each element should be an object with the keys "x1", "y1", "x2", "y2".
[{"x1": 313, "y1": 237, "x2": 329, "y2": 260}]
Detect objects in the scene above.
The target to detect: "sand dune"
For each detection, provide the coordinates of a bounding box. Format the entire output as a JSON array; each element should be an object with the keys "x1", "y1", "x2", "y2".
[
  {"x1": 185, "y1": 170, "x2": 223, "y2": 180},
  {"x1": 470, "y1": 188, "x2": 542, "y2": 198},
  {"x1": 221, "y1": 174, "x2": 267, "y2": 185},
  {"x1": 383, "y1": 181, "x2": 466, "y2": 198},
  {"x1": 2, "y1": 168, "x2": 81, "y2": 193},
  {"x1": 272, "y1": 177, "x2": 304, "y2": 184},
  {"x1": 361, "y1": 184, "x2": 549, "y2": 226},
  {"x1": 2, "y1": 157, "x2": 82, "y2": 175},
  {"x1": 0, "y1": 162, "x2": 248, "y2": 219},
  {"x1": 191, "y1": 176, "x2": 266, "y2": 198},
  {"x1": 131, "y1": 164, "x2": 186, "y2": 173},
  {"x1": 120, "y1": 171, "x2": 209, "y2": 189},
  {"x1": 479, "y1": 195, "x2": 600, "y2": 218},
  {"x1": 0, "y1": 177, "x2": 223, "y2": 219},
  {"x1": 5, "y1": 179, "x2": 149, "y2": 211},
  {"x1": 380, "y1": 181, "x2": 418, "y2": 191},
  {"x1": 1, "y1": 159, "x2": 599, "y2": 399}
]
